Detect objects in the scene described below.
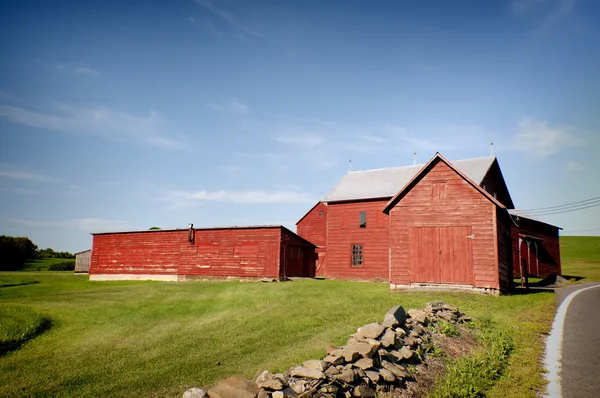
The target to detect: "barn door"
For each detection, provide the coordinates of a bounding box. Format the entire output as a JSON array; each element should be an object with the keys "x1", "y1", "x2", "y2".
[{"x1": 409, "y1": 226, "x2": 473, "y2": 284}]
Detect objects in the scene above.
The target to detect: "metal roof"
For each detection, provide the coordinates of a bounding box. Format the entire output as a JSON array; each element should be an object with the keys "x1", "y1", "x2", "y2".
[
  {"x1": 508, "y1": 209, "x2": 562, "y2": 229},
  {"x1": 325, "y1": 156, "x2": 497, "y2": 202}
]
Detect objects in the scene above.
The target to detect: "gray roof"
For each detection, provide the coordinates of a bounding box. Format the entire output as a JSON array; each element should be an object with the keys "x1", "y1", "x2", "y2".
[
  {"x1": 325, "y1": 156, "x2": 496, "y2": 202},
  {"x1": 508, "y1": 209, "x2": 561, "y2": 229}
]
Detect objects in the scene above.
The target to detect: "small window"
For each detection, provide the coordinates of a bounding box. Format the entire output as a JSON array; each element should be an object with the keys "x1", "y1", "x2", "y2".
[
  {"x1": 359, "y1": 211, "x2": 367, "y2": 228},
  {"x1": 319, "y1": 210, "x2": 324, "y2": 217},
  {"x1": 352, "y1": 244, "x2": 363, "y2": 267},
  {"x1": 432, "y1": 181, "x2": 447, "y2": 200}
]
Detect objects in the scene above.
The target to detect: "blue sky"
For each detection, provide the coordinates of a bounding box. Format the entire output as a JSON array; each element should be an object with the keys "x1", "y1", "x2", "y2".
[{"x1": 1, "y1": 0, "x2": 599, "y2": 252}]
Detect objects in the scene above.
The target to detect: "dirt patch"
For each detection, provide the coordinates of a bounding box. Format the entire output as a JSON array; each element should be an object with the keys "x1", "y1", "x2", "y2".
[{"x1": 392, "y1": 326, "x2": 481, "y2": 398}]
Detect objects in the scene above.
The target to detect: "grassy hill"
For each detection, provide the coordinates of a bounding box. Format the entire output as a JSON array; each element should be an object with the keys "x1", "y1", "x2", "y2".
[{"x1": 560, "y1": 236, "x2": 600, "y2": 282}]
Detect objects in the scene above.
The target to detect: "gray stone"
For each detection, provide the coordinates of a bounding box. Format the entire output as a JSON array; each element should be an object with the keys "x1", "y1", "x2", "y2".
[
  {"x1": 342, "y1": 349, "x2": 360, "y2": 363},
  {"x1": 207, "y1": 376, "x2": 259, "y2": 398},
  {"x1": 354, "y1": 357, "x2": 374, "y2": 370},
  {"x1": 183, "y1": 388, "x2": 208, "y2": 398},
  {"x1": 256, "y1": 370, "x2": 285, "y2": 390},
  {"x1": 365, "y1": 370, "x2": 380, "y2": 383},
  {"x1": 257, "y1": 389, "x2": 269, "y2": 398},
  {"x1": 324, "y1": 353, "x2": 344, "y2": 366},
  {"x1": 364, "y1": 338, "x2": 381, "y2": 348},
  {"x1": 407, "y1": 309, "x2": 428, "y2": 324},
  {"x1": 380, "y1": 329, "x2": 397, "y2": 348},
  {"x1": 404, "y1": 336, "x2": 419, "y2": 347},
  {"x1": 381, "y1": 360, "x2": 409, "y2": 379},
  {"x1": 272, "y1": 388, "x2": 297, "y2": 398},
  {"x1": 325, "y1": 366, "x2": 340, "y2": 376},
  {"x1": 387, "y1": 350, "x2": 404, "y2": 363},
  {"x1": 382, "y1": 306, "x2": 406, "y2": 328},
  {"x1": 346, "y1": 342, "x2": 378, "y2": 359},
  {"x1": 353, "y1": 385, "x2": 375, "y2": 397},
  {"x1": 303, "y1": 359, "x2": 329, "y2": 372},
  {"x1": 335, "y1": 368, "x2": 356, "y2": 383},
  {"x1": 356, "y1": 323, "x2": 386, "y2": 339},
  {"x1": 289, "y1": 380, "x2": 308, "y2": 394},
  {"x1": 426, "y1": 301, "x2": 445, "y2": 313},
  {"x1": 378, "y1": 368, "x2": 396, "y2": 383},
  {"x1": 394, "y1": 328, "x2": 407, "y2": 339},
  {"x1": 289, "y1": 366, "x2": 325, "y2": 380},
  {"x1": 409, "y1": 330, "x2": 420, "y2": 338},
  {"x1": 442, "y1": 303, "x2": 458, "y2": 312},
  {"x1": 399, "y1": 346, "x2": 414, "y2": 360},
  {"x1": 325, "y1": 345, "x2": 337, "y2": 354},
  {"x1": 412, "y1": 324, "x2": 424, "y2": 335}
]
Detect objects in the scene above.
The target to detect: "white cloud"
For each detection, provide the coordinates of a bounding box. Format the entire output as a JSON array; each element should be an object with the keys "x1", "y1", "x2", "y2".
[
  {"x1": 207, "y1": 100, "x2": 250, "y2": 115},
  {"x1": 275, "y1": 133, "x2": 324, "y2": 148},
  {"x1": 0, "y1": 101, "x2": 186, "y2": 150},
  {"x1": 194, "y1": 0, "x2": 264, "y2": 38},
  {"x1": 162, "y1": 189, "x2": 315, "y2": 209},
  {"x1": 513, "y1": 116, "x2": 579, "y2": 157},
  {"x1": 10, "y1": 218, "x2": 131, "y2": 232},
  {"x1": 511, "y1": 0, "x2": 577, "y2": 38},
  {"x1": 565, "y1": 161, "x2": 586, "y2": 171},
  {"x1": 0, "y1": 170, "x2": 55, "y2": 182},
  {"x1": 57, "y1": 63, "x2": 101, "y2": 76}
]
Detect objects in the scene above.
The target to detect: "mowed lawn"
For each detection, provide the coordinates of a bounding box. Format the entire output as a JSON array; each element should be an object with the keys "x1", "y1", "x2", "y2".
[
  {"x1": 560, "y1": 236, "x2": 600, "y2": 282},
  {"x1": 0, "y1": 272, "x2": 554, "y2": 398}
]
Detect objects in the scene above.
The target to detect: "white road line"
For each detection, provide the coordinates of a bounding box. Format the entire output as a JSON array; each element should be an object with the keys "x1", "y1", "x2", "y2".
[{"x1": 544, "y1": 284, "x2": 600, "y2": 398}]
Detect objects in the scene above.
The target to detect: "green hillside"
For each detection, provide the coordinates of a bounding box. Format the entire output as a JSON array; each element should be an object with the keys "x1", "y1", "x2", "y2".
[{"x1": 560, "y1": 236, "x2": 600, "y2": 282}]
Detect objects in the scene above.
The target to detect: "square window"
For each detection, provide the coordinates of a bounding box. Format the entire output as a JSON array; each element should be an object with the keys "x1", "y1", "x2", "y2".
[
  {"x1": 352, "y1": 244, "x2": 363, "y2": 267},
  {"x1": 359, "y1": 211, "x2": 367, "y2": 228}
]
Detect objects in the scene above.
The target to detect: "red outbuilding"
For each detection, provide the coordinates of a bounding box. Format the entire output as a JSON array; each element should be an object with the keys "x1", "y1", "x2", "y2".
[
  {"x1": 296, "y1": 201, "x2": 327, "y2": 277},
  {"x1": 89, "y1": 225, "x2": 316, "y2": 281}
]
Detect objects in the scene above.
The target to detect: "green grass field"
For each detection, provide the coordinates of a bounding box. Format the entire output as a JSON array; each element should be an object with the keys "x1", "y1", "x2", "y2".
[
  {"x1": 2, "y1": 235, "x2": 597, "y2": 397},
  {"x1": 560, "y1": 236, "x2": 600, "y2": 282},
  {"x1": 0, "y1": 272, "x2": 553, "y2": 397},
  {"x1": 22, "y1": 257, "x2": 74, "y2": 272}
]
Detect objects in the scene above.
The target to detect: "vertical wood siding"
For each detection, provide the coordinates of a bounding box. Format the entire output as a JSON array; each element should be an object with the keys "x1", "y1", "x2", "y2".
[
  {"x1": 479, "y1": 160, "x2": 514, "y2": 209},
  {"x1": 496, "y1": 209, "x2": 513, "y2": 291},
  {"x1": 326, "y1": 199, "x2": 390, "y2": 280},
  {"x1": 74, "y1": 250, "x2": 91, "y2": 273},
  {"x1": 389, "y1": 160, "x2": 500, "y2": 289},
  {"x1": 296, "y1": 202, "x2": 327, "y2": 276},
  {"x1": 511, "y1": 219, "x2": 561, "y2": 278},
  {"x1": 280, "y1": 228, "x2": 317, "y2": 278}
]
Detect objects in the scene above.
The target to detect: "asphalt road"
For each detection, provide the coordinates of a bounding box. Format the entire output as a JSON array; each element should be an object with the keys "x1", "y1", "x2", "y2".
[{"x1": 560, "y1": 284, "x2": 600, "y2": 398}]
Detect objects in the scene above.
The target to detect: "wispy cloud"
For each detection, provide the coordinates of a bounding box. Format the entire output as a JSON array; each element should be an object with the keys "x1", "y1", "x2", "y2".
[
  {"x1": 194, "y1": 0, "x2": 264, "y2": 38},
  {"x1": 0, "y1": 99, "x2": 186, "y2": 150},
  {"x1": 57, "y1": 63, "x2": 101, "y2": 76},
  {"x1": 207, "y1": 100, "x2": 250, "y2": 115},
  {"x1": 189, "y1": 16, "x2": 222, "y2": 36},
  {"x1": 0, "y1": 170, "x2": 55, "y2": 182},
  {"x1": 565, "y1": 161, "x2": 586, "y2": 171},
  {"x1": 162, "y1": 189, "x2": 315, "y2": 209},
  {"x1": 512, "y1": 116, "x2": 580, "y2": 157},
  {"x1": 275, "y1": 133, "x2": 324, "y2": 148},
  {"x1": 512, "y1": 0, "x2": 577, "y2": 38},
  {"x1": 10, "y1": 218, "x2": 132, "y2": 232}
]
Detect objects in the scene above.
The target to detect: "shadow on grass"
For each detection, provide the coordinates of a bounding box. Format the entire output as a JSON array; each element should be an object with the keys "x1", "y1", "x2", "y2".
[
  {"x1": 0, "y1": 281, "x2": 40, "y2": 288},
  {"x1": 0, "y1": 311, "x2": 52, "y2": 357}
]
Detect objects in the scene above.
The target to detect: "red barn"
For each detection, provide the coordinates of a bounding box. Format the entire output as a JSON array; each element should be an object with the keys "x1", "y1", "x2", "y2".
[
  {"x1": 296, "y1": 152, "x2": 561, "y2": 294},
  {"x1": 296, "y1": 201, "x2": 327, "y2": 277},
  {"x1": 89, "y1": 225, "x2": 315, "y2": 281},
  {"x1": 509, "y1": 210, "x2": 562, "y2": 280}
]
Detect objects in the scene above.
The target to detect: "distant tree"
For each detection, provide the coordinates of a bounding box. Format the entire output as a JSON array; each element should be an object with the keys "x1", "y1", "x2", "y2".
[
  {"x1": 149, "y1": 227, "x2": 161, "y2": 230},
  {"x1": 0, "y1": 236, "x2": 38, "y2": 271}
]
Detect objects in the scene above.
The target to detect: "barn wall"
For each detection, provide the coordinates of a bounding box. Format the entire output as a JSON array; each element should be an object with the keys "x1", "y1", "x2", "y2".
[
  {"x1": 296, "y1": 202, "x2": 327, "y2": 277},
  {"x1": 75, "y1": 250, "x2": 91, "y2": 273},
  {"x1": 511, "y1": 219, "x2": 561, "y2": 278},
  {"x1": 496, "y1": 209, "x2": 513, "y2": 291},
  {"x1": 389, "y1": 160, "x2": 499, "y2": 290},
  {"x1": 326, "y1": 199, "x2": 390, "y2": 280},
  {"x1": 280, "y1": 228, "x2": 316, "y2": 278},
  {"x1": 90, "y1": 228, "x2": 292, "y2": 280},
  {"x1": 180, "y1": 228, "x2": 282, "y2": 279},
  {"x1": 480, "y1": 160, "x2": 513, "y2": 209}
]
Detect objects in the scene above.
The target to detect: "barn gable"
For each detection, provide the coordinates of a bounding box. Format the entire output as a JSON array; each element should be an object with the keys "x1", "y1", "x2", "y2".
[{"x1": 383, "y1": 153, "x2": 511, "y2": 294}]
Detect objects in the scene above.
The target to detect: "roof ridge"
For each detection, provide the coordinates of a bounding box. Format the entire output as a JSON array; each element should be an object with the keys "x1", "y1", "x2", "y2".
[{"x1": 347, "y1": 156, "x2": 496, "y2": 174}]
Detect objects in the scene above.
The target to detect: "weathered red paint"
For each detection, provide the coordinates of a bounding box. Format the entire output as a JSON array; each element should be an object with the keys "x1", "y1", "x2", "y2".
[
  {"x1": 511, "y1": 218, "x2": 561, "y2": 279},
  {"x1": 386, "y1": 159, "x2": 510, "y2": 291},
  {"x1": 296, "y1": 201, "x2": 327, "y2": 277},
  {"x1": 89, "y1": 226, "x2": 315, "y2": 280}
]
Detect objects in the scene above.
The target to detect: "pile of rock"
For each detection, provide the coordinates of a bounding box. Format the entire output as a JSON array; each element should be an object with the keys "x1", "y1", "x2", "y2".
[{"x1": 183, "y1": 302, "x2": 470, "y2": 398}]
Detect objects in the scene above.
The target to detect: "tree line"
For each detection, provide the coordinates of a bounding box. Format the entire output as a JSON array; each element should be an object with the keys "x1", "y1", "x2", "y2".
[{"x1": 0, "y1": 235, "x2": 74, "y2": 271}]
